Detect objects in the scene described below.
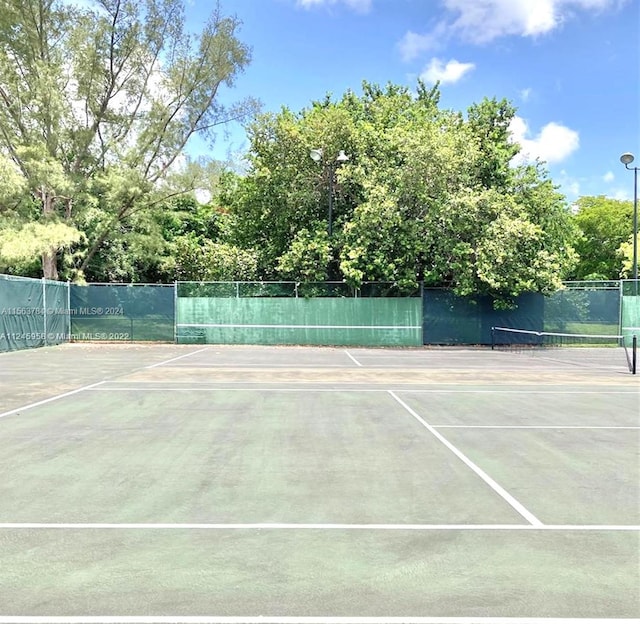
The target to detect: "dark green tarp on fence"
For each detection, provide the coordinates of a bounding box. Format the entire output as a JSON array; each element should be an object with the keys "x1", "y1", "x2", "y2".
[
  {"x1": 0, "y1": 275, "x2": 68, "y2": 352},
  {"x1": 70, "y1": 284, "x2": 175, "y2": 342},
  {"x1": 422, "y1": 290, "x2": 545, "y2": 345}
]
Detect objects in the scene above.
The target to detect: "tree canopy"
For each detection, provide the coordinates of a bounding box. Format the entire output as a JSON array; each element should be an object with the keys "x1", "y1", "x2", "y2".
[
  {"x1": 0, "y1": 2, "x2": 608, "y2": 302},
  {"x1": 221, "y1": 81, "x2": 578, "y2": 302},
  {"x1": 0, "y1": 0, "x2": 257, "y2": 279},
  {"x1": 570, "y1": 195, "x2": 634, "y2": 280}
]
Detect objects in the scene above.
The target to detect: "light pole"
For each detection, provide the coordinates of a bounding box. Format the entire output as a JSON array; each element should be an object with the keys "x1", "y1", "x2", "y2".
[
  {"x1": 310, "y1": 148, "x2": 349, "y2": 236},
  {"x1": 620, "y1": 152, "x2": 638, "y2": 283}
]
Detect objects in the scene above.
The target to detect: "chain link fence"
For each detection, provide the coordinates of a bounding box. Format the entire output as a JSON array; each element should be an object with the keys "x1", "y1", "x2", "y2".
[{"x1": 1, "y1": 275, "x2": 638, "y2": 351}]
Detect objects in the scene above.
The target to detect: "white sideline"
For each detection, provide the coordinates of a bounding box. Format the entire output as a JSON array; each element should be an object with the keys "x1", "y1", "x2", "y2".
[
  {"x1": 145, "y1": 347, "x2": 211, "y2": 368},
  {"x1": 388, "y1": 391, "x2": 544, "y2": 527},
  {"x1": 0, "y1": 381, "x2": 106, "y2": 419},
  {"x1": 0, "y1": 347, "x2": 212, "y2": 419},
  {"x1": 344, "y1": 349, "x2": 363, "y2": 366}
]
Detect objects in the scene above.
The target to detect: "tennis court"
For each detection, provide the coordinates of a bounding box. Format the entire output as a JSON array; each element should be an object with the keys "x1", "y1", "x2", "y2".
[{"x1": 0, "y1": 343, "x2": 638, "y2": 622}]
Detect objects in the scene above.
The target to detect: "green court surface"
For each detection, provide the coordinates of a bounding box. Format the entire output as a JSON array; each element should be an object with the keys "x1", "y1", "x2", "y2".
[{"x1": 0, "y1": 344, "x2": 638, "y2": 622}]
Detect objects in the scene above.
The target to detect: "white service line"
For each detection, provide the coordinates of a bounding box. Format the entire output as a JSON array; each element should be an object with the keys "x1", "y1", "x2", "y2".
[
  {"x1": 93, "y1": 383, "x2": 640, "y2": 395},
  {"x1": 145, "y1": 347, "x2": 211, "y2": 369},
  {"x1": 88, "y1": 386, "x2": 387, "y2": 392},
  {"x1": 0, "y1": 381, "x2": 106, "y2": 420},
  {"x1": 0, "y1": 523, "x2": 637, "y2": 531},
  {"x1": 398, "y1": 389, "x2": 640, "y2": 394},
  {"x1": 344, "y1": 350, "x2": 363, "y2": 366},
  {"x1": 434, "y1": 425, "x2": 640, "y2": 430},
  {"x1": 388, "y1": 391, "x2": 543, "y2": 527}
]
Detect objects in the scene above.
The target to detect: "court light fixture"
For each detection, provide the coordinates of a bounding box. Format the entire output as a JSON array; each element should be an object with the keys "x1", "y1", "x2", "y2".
[
  {"x1": 310, "y1": 148, "x2": 350, "y2": 237},
  {"x1": 620, "y1": 151, "x2": 638, "y2": 283}
]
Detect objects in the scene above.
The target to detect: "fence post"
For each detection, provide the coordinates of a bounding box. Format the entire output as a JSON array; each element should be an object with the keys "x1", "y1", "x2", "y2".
[
  {"x1": 42, "y1": 278, "x2": 47, "y2": 346},
  {"x1": 173, "y1": 281, "x2": 178, "y2": 344},
  {"x1": 67, "y1": 280, "x2": 71, "y2": 342},
  {"x1": 619, "y1": 279, "x2": 624, "y2": 336}
]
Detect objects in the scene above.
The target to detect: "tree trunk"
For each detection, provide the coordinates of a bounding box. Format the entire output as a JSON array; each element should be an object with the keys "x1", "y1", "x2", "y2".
[{"x1": 42, "y1": 250, "x2": 58, "y2": 280}]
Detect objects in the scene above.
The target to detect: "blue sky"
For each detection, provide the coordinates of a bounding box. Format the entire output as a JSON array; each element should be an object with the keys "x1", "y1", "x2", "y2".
[{"x1": 188, "y1": 0, "x2": 639, "y2": 203}]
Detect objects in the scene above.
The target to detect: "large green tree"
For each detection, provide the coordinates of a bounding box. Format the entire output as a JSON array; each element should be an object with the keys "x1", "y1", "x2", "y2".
[
  {"x1": 0, "y1": 0, "x2": 257, "y2": 279},
  {"x1": 223, "y1": 82, "x2": 577, "y2": 301},
  {"x1": 570, "y1": 195, "x2": 634, "y2": 280}
]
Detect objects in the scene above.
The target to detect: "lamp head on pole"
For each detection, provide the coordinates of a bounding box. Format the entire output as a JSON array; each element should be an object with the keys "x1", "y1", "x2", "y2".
[
  {"x1": 309, "y1": 148, "x2": 323, "y2": 163},
  {"x1": 336, "y1": 150, "x2": 350, "y2": 163},
  {"x1": 620, "y1": 152, "x2": 635, "y2": 166}
]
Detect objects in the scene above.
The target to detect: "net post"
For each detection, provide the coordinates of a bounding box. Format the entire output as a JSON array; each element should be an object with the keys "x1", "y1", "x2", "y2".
[
  {"x1": 491, "y1": 326, "x2": 495, "y2": 350},
  {"x1": 633, "y1": 335, "x2": 637, "y2": 375}
]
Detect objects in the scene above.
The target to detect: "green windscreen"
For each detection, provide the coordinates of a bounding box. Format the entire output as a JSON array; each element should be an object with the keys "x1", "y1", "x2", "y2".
[
  {"x1": 70, "y1": 284, "x2": 175, "y2": 342},
  {"x1": 176, "y1": 282, "x2": 422, "y2": 346},
  {"x1": 422, "y1": 290, "x2": 544, "y2": 345},
  {"x1": 621, "y1": 280, "x2": 640, "y2": 343},
  {"x1": 0, "y1": 274, "x2": 69, "y2": 352},
  {"x1": 544, "y1": 282, "x2": 620, "y2": 335}
]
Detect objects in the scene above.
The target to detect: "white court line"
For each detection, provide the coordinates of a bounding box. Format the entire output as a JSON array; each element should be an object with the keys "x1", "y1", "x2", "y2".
[
  {"x1": 91, "y1": 384, "x2": 640, "y2": 394},
  {"x1": 0, "y1": 381, "x2": 106, "y2": 419},
  {"x1": 91, "y1": 382, "x2": 640, "y2": 398},
  {"x1": 434, "y1": 425, "x2": 640, "y2": 430},
  {"x1": 0, "y1": 523, "x2": 637, "y2": 531},
  {"x1": 0, "y1": 348, "x2": 210, "y2": 419},
  {"x1": 388, "y1": 391, "x2": 543, "y2": 527},
  {"x1": 396, "y1": 389, "x2": 639, "y2": 394},
  {"x1": 344, "y1": 349, "x2": 363, "y2": 366},
  {"x1": 87, "y1": 386, "x2": 390, "y2": 392},
  {"x1": 0, "y1": 618, "x2": 635, "y2": 624},
  {"x1": 145, "y1": 347, "x2": 210, "y2": 369}
]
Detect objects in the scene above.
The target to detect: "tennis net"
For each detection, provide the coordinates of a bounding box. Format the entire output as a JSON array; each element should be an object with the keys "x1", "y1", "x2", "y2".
[{"x1": 491, "y1": 326, "x2": 637, "y2": 374}]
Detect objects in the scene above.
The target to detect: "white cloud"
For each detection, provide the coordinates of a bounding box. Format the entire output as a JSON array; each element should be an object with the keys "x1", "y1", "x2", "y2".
[
  {"x1": 398, "y1": 0, "x2": 621, "y2": 57},
  {"x1": 296, "y1": 0, "x2": 372, "y2": 13},
  {"x1": 509, "y1": 115, "x2": 580, "y2": 165},
  {"x1": 420, "y1": 58, "x2": 475, "y2": 85},
  {"x1": 603, "y1": 170, "x2": 615, "y2": 182},
  {"x1": 443, "y1": 0, "x2": 557, "y2": 43},
  {"x1": 398, "y1": 24, "x2": 448, "y2": 61},
  {"x1": 612, "y1": 188, "x2": 631, "y2": 201}
]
